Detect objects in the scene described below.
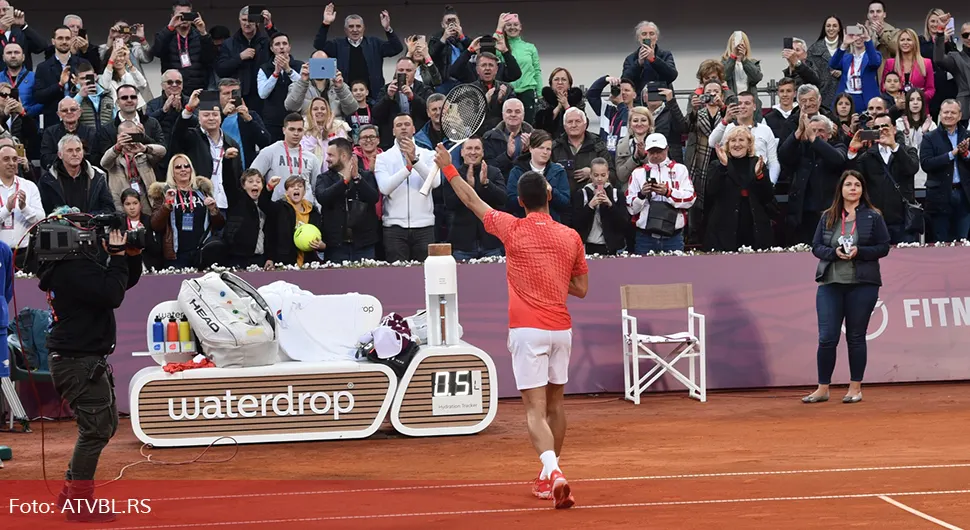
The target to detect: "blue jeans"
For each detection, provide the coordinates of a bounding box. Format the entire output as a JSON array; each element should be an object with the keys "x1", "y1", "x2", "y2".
[
  {"x1": 634, "y1": 231, "x2": 684, "y2": 254},
  {"x1": 453, "y1": 245, "x2": 502, "y2": 262},
  {"x1": 326, "y1": 244, "x2": 376, "y2": 263},
  {"x1": 931, "y1": 188, "x2": 970, "y2": 242},
  {"x1": 815, "y1": 283, "x2": 879, "y2": 385}
]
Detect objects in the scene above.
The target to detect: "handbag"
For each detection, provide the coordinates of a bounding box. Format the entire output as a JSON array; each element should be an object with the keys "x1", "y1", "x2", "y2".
[
  {"x1": 644, "y1": 199, "x2": 679, "y2": 237},
  {"x1": 193, "y1": 220, "x2": 229, "y2": 270},
  {"x1": 882, "y1": 159, "x2": 924, "y2": 234}
]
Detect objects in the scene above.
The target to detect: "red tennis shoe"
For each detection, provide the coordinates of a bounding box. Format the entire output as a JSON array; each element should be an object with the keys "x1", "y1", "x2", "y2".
[
  {"x1": 550, "y1": 470, "x2": 574, "y2": 509},
  {"x1": 532, "y1": 471, "x2": 552, "y2": 500}
]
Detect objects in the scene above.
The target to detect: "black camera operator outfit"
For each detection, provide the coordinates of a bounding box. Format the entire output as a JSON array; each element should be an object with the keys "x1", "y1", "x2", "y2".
[{"x1": 36, "y1": 236, "x2": 142, "y2": 522}]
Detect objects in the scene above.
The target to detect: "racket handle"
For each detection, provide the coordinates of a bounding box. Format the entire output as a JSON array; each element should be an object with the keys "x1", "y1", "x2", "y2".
[{"x1": 419, "y1": 140, "x2": 465, "y2": 197}]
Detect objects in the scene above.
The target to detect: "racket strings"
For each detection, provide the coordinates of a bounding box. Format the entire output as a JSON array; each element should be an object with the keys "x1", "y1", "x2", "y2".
[{"x1": 441, "y1": 85, "x2": 487, "y2": 141}]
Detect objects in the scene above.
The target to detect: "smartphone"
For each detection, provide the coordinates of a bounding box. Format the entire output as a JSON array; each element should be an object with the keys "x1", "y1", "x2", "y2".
[
  {"x1": 783, "y1": 37, "x2": 794, "y2": 50},
  {"x1": 83, "y1": 73, "x2": 95, "y2": 85},
  {"x1": 733, "y1": 30, "x2": 743, "y2": 47},
  {"x1": 648, "y1": 177, "x2": 659, "y2": 185},
  {"x1": 199, "y1": 90, "x2": 221, "y2": 111},
  {"x1": 642, "y1": 38, "x2": 652, "y2": 47},
  {"x1": 308, "y1": 57, "x2": 337, "y2": 80},
  {"x1": 859, "y1": 129, "x2": 880, "y2": 141},
  {"x1": 9, "y1": 87, "x2": 17, "y2": 101},
  {"x1": 247, "y1": 5, "x2": 265, "y2": 25},
  {"x1": 724, "y1": 94, "x2": 738, "y2": 107},
  {"x1": 230, "y1": 88, "x2": 242, "y2": 106},
  {"x1": 647, "y1": 89, "x2": 664, "y2": 102},
  {"x1": 77, "y1": 28, "x2": 87, "y2": 39},
  {"x1": 699, "y1": 94, "x2": 714, "y2": 105},
  {"x1": 846, "y1": 25, "x2": 863, "y2": 36},
  {"x1": 396, "y1": 72, "x2": 407, "y2": 87},
  {"x1": 562, "y1": 159, "x2": 575, "y2": 170},
  {"x1": 479, "y1": 35, "x2": 496, "y2": 56},
  {"x1": 127, "y1": 132, "x2": 151, "y2": 144},
  {"x1": 121, "y1": 26, "x2": 131, "y2": 35},
  {"x1": 13, "y1": 144, "x2": 24, "y2": 158},
  {"x1": 181, "y1": 11, "x2": 199, "y2": 22},
  {"x1": 610, "y1": 84, "x2": 621, "y2": 97}
]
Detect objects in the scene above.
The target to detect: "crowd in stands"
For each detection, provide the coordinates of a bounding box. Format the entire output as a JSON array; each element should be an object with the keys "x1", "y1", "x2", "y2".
[{"x1": 2, "y1": 0, "x2": 970, "y2": 272}]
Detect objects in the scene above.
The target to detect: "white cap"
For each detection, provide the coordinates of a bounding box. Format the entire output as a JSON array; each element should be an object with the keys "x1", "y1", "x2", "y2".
[{"x1": 644, "y1": 133, "x2": 668, "y2": 151}]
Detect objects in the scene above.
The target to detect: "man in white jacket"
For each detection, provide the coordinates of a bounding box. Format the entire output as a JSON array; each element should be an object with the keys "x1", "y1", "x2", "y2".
[
  {"x1": 249, "y1": 112, "x2": 323, "y2": 208},
  {"x1": 374, "y1": 114, "x2": 438, "y2": 262},
  {"x1": 626, "y1": 133, "x2": 695, "y2": 253}
]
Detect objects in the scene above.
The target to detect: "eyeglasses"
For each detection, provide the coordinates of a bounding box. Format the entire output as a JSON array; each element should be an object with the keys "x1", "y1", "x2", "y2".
[
  {"x1": 60, "y1": 107, "x2": 80, "y2": 113},
  {"x1": 165, "y1": 80, "x2": 183, "y2": 86},
  {"x1": 359, "y1": 135, "x2": 378, "y2": 141},
  {"x1": 174, "y1": 164, "x2": 191, "y2": 170},
  {"x1": 119, "y1": 95, "x2": 138, "y2": 101},
  {"x1": 962, "y1": 32, "x2": 970, "y2": 39},
  {"x1": 873, "y1": 123, "x2": 893, "y2": 130},
  {"x1": 0, "y1": 93, "x2": 9, "y2": 98}
]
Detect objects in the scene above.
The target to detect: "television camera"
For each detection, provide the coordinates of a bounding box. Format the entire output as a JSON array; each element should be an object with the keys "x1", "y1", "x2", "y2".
[{"x1": 31, "y1": 211, "x2": 145, "y2": 263}]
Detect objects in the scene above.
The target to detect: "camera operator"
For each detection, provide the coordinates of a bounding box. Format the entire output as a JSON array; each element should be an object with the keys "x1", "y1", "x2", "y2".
[{"x1": 37, "y1": 226, "x2": 142, "y2": 523}]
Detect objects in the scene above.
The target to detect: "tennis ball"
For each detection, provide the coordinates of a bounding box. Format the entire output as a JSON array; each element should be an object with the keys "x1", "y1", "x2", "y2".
[{"x1": 293, "y1": 223, "x2": 322, "y2": 252}]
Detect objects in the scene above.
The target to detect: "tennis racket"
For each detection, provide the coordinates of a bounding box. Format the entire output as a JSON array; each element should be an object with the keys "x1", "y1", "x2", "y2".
[{"x1": 419, "y1": 83, "x2": 488, "y2": 196}]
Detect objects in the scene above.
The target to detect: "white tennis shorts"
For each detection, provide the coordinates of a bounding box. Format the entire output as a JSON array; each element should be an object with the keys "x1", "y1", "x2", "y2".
[{"x1": 507, "y1": 327, "x2": 573, "y2": 390}]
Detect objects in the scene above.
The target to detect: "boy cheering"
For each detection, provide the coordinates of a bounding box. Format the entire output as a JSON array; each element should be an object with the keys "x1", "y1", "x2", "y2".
[{"x1": 432, "y1": 143, "x2": 588, "y2": 509}]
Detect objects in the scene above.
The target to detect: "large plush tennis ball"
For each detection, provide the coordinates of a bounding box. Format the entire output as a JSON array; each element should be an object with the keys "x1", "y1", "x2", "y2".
[{"x1": 293, "y1": 223, "x2": 321, "y2": 251}]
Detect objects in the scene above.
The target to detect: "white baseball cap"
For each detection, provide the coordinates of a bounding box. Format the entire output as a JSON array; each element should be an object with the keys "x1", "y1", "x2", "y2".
[{"x1": 644, "y1": 133, "x2": 668, "y2": 151}]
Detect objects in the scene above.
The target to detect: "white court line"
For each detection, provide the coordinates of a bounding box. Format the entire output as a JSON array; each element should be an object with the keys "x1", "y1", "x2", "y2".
[
  {"x1": 147, "y1": 462, "x2": 970, "y2": 502},
  {"x1": 878, "y1": 495, "x2": 965, "y2": 530},
  {"x1": 95, "y1": 489, "x2": 970, "y2": 530}
]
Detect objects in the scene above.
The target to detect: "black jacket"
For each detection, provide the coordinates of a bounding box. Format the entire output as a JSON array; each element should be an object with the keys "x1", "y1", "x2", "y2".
[
  {"x1": 258, "y1": 189, "x2": 323, "y2": 265},
  {"x1": 920, "y1": 125, "x2": 970, "y2": 215},
  {"x1": 778, "y1": 134, "x2": 846, "y2": 222},
  {"x1": 223, "y1": 168, "x2": 267, "y2": 258},
  {"x1": 315, "y1": 168, "x2": 382, "y2": 250},
  {"x1": 534, "y1": 86, "x2": 584, "y2": 139},
  {"x1": 32, "y1": 54, "x2": 92, "y2": 127},
  {"x1": 39, "y1": 160, "x2": 114, "y2": 215},
  {"x1": 704, "y1": 158, "x2": 777, "y2": 251},
  {"x1": 813, "y1": 205, "x2": 890, "y2": 286},
  {"x1": 37, "y1": 253, "x2": 142, "y2": 356},
  {"x1": 442, "y1": 163, "x2": 507, "y2": 252},
  {"x1": 312, "y1": 24, "x2": 404, "y2": 99},
  {"x1": 220, "y1": 111, "x2": 272, "y2": 169},
  {"x1": 39, "y1": 123, "x2": 100, "y2": 171},
  {"x1": 146, "y1": 94, "x2": 189, "y2": 152},
  {"x1": 170, "y1": 113, "x2": 244, "y2": 181},
  {"x1": 372, "y1": 80, "x2": 432, "y2": 148},
  {"x1": 572, "y1": 182, "x2": 630, "y2": 253},
  {"x1": 428, "y1": 30, "x2": 472, "y2": 87},
  {"x1": 97, "y1": 112, "x2": 167, "y2": 159},
  {"x1": 150, "y1": 26, "x2": 216, "y2": 94},
  {"x1": 551, "y1": 132, "x2": 619, "y2": 195},
  {"x1": 216, "y1": 28, "x2": 278, "y2": 113},
  {"x1": 847, "y1": 143, "x2": 919, "y2": 226}
]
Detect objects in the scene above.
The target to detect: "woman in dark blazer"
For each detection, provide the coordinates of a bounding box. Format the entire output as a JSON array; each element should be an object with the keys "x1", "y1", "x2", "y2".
[
  {"x1": 704, "y1": 128, "x2": 776, "y2": 251},
  {"x1": 829, "y1": 25, "x2": 882, "y2": 111},
  {"x1": 804, "y1": 170, "x2": 890, "y2": 404}
]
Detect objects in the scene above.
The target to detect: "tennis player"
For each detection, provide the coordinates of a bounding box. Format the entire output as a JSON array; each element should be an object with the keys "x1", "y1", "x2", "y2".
[{"x1": 432, "y1": 143, "x2": 588, "y2": 510}]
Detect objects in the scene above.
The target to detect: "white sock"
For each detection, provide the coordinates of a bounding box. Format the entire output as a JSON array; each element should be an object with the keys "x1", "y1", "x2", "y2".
[{"x1": 539, "y1": 450, "x2": 560, "y2": 480}]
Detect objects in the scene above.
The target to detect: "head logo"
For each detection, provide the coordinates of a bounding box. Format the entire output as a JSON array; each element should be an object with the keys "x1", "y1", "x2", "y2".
[
  {"x1": 188, "y1": 298, "x2": 220, "y2": 332},
  {"x1": 842, "y1": 299, "x2": 888, "y2": 341}
]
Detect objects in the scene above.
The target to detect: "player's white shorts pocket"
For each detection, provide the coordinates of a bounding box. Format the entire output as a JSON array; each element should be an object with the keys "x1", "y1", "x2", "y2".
[{"x1": 507, "y1": 328, "x2": 573, "y2": 390}]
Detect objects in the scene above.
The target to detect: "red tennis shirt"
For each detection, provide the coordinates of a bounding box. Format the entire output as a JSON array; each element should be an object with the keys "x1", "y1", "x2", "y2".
[{"x1": 483, "y1": 209, "x2": 588, "y2": 331}]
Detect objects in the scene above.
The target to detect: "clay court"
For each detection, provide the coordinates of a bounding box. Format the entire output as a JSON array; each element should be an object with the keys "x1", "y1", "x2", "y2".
[{"x1": 3, "y1": 382, "x2": 970, "y2": 529}]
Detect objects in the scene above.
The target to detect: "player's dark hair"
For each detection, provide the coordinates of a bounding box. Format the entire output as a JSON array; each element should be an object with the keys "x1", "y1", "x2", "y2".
[
  {"x1": 283, "y1": 113, "x2": 304, "y2": 126},
  {"x1": 240, "y1": 168, "x2": 263, "y2": 187},
  {"x1": 517, "y1": 171, "x2": 549, "y2": 211},
  {"x1": 329, "y1": 137, "x2": 353, "y2": 157}
]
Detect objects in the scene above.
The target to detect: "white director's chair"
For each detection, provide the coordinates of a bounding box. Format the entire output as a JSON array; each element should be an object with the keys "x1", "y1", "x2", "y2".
[{"x1": 621, "y1": 284, "x2": 707, "y2": 404}]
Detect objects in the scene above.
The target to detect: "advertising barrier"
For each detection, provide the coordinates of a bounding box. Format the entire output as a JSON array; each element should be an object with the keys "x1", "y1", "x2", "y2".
[{"x1": 11, "y1": 246, "x2": 970, "y2": 414}]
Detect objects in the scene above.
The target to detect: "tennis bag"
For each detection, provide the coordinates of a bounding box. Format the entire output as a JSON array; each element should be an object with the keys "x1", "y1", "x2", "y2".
[{"x1": 177, "y1": 272, "x2": 279, "y2": 368}]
